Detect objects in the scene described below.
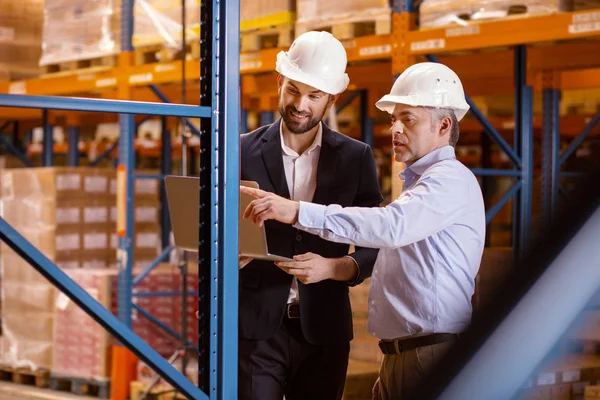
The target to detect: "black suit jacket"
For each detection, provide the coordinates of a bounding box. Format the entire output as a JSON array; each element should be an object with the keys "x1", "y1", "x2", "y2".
[{"x1": 240, "y1": 120, "x2": 383, "y2": 346}]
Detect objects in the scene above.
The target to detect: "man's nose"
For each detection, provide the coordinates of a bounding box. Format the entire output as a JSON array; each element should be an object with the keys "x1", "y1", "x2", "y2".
[
  {"x1": 294, "y1": 96, "x2": 309, "y2": 112},
  {"x1": 390, "y1": 121, "x2": 403, "y2": 134}
]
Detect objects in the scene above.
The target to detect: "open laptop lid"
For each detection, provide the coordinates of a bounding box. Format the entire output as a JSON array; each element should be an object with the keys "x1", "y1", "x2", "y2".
[{"x1": 165, "y1": 176, "x2": 292, "y2": 261}]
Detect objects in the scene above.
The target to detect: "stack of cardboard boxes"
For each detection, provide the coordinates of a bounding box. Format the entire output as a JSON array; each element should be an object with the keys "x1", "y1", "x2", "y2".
[
  {"x1": 0, "y1": 0, "x2": 44, "y2": 81},
  {"x1": 0, "y1": 167, "x2": 116, "y2": 370},
  {"x1": 0, "y1": 166, "x2": 168, "y2": 378}
]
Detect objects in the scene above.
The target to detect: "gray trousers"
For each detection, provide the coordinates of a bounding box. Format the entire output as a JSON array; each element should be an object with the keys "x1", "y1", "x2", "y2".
[{"x1": 376, "y1": 341, "x2": 454, "y2": 400}]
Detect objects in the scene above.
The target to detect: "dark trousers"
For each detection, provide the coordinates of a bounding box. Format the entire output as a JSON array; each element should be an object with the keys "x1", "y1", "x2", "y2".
[{"x1": 238, "y1": 316, "x2": 350, "y2": 400}]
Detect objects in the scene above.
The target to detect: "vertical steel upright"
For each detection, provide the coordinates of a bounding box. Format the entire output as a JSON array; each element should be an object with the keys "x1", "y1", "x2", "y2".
[
  {"x1": 198, "y1": 0, "x2": 216, "y2": 394},
  {"x1": 117, "y1": 0, "x2": 135, "y2": 328},
  {"x1": 67, "y1": 126, "x2": 80, "y2": 166},
  {"x1": 216, "y1": 0, "x2": 240, "y2": 397},
  {"x1": 360, "y1": 90, "x2": 374, "y2": 148},
  {"x1": 42, "y1": 109, "x2": 53, "y2": 166},
  {"x1": 513, "y1": 46, "x2": 533, "y2": 258},
  {"x1": 541, "y1": 88, "x2": 561, "y2": 229},
  {"x1": 160, "y1": 117, "x2": 172, "y2": 249},
  {"x1": 199, "y1": 0, "x2": 240, "y2": 397}
]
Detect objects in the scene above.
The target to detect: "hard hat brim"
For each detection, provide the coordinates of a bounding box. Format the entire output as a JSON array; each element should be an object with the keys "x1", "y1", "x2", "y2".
[{"x1": 375, "y1": 94, "x2": 470, "y2": 121}]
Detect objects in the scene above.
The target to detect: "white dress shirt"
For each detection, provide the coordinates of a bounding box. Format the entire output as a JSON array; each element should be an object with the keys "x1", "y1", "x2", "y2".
[
  {"x1": 294, "y1": 146, "x2": 486, "y2": 339},
  {"x1": 280, "y1": 120, "x2": 323, "y2": 304}
]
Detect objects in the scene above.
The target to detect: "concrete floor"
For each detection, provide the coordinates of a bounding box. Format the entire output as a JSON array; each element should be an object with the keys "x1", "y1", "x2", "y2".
[{"x1": 0, "y1": 382, "x2": 89, "y2": 400}]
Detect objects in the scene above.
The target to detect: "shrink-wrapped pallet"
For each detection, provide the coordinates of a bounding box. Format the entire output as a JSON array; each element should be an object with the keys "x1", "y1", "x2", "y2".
[
  {"x1": 40, "y1": 0, "x2": 120, "y2": 66},
  {"x1": 240, "y1": 0, "x2": 296, "y2": 27},
  {"x1": 0, "y1": 0, "x2": 44, "y2": 80},
  {"x1": 52, "y1": 269, "x2": 113, "y2": 380},
  {"x1": 296, "y1": 0, "x2": 391, "y2": 37},
  {"x1": 133, "y1": 0, "x2": 201, "y2": 48},
  {"x1": 419, "y1": 0, "x2": 571, "y2": 29},
  {"x1": 0, "y1": 167, "x2": 117, "y2": 370}
]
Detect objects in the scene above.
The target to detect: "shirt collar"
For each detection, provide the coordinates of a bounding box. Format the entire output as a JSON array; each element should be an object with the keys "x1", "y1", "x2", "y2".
[
  {"x1": 401, "y1": 146, "x2": 456, "y2": 178},
  {"x1": 280, "y1": 120, "x2": 323, "y2": 157}
]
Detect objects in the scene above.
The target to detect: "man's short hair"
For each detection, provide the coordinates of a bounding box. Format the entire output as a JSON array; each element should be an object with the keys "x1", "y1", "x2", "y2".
[{"x1": 426, "y1": 107, "x2": 460, "y2": 147}]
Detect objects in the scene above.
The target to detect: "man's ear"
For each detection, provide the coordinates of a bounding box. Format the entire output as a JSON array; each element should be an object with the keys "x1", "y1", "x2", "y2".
[
  {"x1": 327, "y1": 93, "x2": 340, "y2": 109},
  {"x1": 439, "y1": 115, "x2": 452, "y2": 138}
]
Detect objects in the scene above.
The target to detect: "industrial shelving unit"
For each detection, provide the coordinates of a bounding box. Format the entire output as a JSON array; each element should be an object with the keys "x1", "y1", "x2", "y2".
[
  {"x1": 0, "y1": 0, "x2": 240, "y2": 398},
  {"x1": 0, "y1": 0, "x2": 598, "y2": 397}
]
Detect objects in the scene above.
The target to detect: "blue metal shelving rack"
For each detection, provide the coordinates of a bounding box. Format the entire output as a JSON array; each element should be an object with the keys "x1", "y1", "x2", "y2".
[{"x1": 0, "y1": 0, "x2": 240, "y2": 398}]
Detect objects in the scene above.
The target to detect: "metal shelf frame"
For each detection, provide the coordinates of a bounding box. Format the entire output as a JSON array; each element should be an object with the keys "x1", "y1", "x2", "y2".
[{"x1": 0, "y1": 0, "x2": 240, "y2": 398}]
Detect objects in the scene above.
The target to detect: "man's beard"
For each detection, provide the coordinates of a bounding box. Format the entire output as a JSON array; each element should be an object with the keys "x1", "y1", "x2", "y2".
[{"x1": 279, "y1": 104, "x2": 326, "y2": 134}]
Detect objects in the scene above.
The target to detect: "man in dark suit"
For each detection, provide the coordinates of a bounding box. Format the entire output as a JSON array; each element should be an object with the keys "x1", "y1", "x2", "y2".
[{"x1": 238, "y1": 31, "x2": 383, "y2": 400}]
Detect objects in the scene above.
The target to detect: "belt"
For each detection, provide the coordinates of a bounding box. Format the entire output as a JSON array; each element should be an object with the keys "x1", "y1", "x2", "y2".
[
  {"x1": 286, "y1": 303, "x2": 300, "y2": 319},
  {"x1": 378, "y1": 333, "x2": 458, "y2": 355},
  {"x1": 285, "y1": 303, "x2": 300, "y2": 318}
]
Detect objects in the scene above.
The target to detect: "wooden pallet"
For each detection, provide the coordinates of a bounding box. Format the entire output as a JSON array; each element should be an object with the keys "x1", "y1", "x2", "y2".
[
  {"x1": 0, "y1": 63, "x2": 42, "y2": 82},
  {"x1": 133, "y1": 41, "x2": 201, "y2": 66},
  {"x1": 296, "y1": 13, "x2": 391, "y2": 41},
  {"x1": 0, "y1": 366, "x2": 50, "y2": 388},
  {"x1": 240, "y1": 24, "x2": 294, "y2": 52},
  {"x1": 130, "y1": 381, "x2": 187, "y2": 400},
  {"x1": 50, "y1": 375, "x2": 110, "y2": 399},
  {"x1": 41, "y1": 55, "x2": 117, "y2": 77}
]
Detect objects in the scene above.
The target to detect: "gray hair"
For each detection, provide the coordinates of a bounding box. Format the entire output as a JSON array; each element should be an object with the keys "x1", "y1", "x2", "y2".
[{"x1": 426, "y1": 107, "x2": 460, "y2": 147}]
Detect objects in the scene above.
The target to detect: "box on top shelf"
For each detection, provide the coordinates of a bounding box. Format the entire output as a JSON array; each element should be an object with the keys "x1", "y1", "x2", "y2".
[
  {"x1": 39, "y1": 0, "x2": 121, "y2": 66},
  {"x1": 295, "y1": 0, "x2": 391, "y2": 38},
  {"x1": 133, "y1": 0, "x2": 200, "y2": 48},
  {"x1": 0, "y1": 0, "x2": 44, "y2": 81},
  {"x1": 419, "y1": 0, "x2": 573, "y2": 29},
  {"x1": 240, "y1": 0, "x2": 296, "y2": 28}
]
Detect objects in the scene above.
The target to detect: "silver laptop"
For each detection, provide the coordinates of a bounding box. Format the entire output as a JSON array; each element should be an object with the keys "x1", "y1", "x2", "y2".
[{"x1": 164, "y1": 175, "x2": 293, "y2": 262}]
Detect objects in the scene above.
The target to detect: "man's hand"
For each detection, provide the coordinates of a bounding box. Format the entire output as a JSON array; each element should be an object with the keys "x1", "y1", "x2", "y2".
[
  {"x1": 239, "y1": 256, "x2": 253, "y2": 269},
  {"x1": 275, "y1": 253, "x2": 337, "y2": 284},
  {"x1": 240, "y1": 186, "x2": 299, "y2": 227}
]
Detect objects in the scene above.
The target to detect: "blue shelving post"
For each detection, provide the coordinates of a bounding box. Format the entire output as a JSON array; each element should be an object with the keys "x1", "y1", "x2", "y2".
[
  {"x1": 42, "y1": 109, "x2": 53, "y2": 166},
  {"x1": 116, "y1": 0, "x2": 135, "y2": 328}
]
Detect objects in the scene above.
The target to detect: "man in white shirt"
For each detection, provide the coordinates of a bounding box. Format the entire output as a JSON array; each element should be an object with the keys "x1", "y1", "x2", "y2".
[
  {"x1": 240, "y1": 62, "x2": 486, "y2": 400},
  {"x1": 237, "y1": 31, "x2": 383, "y2": 400}
]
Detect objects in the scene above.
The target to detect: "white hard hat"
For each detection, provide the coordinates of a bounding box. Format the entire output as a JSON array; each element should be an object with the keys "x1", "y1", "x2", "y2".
[
  {"x1": 376, "y1": 62, "x2": 470, "y2": 121},
  {"x1": 275, "y1": 31, "x2": 350, "y2": 95}
]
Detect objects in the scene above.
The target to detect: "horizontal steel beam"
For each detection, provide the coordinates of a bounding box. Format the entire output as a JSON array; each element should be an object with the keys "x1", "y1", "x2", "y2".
[
  {"x1": 0, "y1": 94, "x2": 211, "y2": 119},
  {"x1": 471, "y1": 169, "x2": 522, "y2": 177},
  {"x1": 133, "y1": 291, "x2": 197, "y2": 298},
  {"x1": 0, "y1": 217, "x2": 205, "y2": 400}
]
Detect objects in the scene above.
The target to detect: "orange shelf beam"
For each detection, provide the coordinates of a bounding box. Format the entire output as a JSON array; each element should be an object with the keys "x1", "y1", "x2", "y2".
[{"x1": 406, "y1": 10, "x2": 600, "y2": 55}]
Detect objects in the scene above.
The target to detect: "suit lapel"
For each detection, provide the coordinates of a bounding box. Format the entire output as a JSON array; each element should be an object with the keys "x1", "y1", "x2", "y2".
[
  {"x1": 312, "y1": 124, "x2": 340, "y2": 205},
  {"x1": 260, "y1": 119, "x2": 291, "y2": 199}
]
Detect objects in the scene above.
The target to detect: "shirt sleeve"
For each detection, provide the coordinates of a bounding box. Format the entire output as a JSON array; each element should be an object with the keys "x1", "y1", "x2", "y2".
[{"x1": 294, "y1": 164, "x2": 469, "y2": 249}]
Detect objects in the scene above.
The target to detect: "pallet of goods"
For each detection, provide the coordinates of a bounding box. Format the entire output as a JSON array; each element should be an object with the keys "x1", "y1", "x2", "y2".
[
  {"x1": 132, "y1": 0, "x2": 201, "y2": 65},
  {"x1": 295, "y1": 0, "x2": 392, "y2": 40},
  {"x1": 0, "y1": 0, "x2": 44, "y2": 81},
  {"x1": 0, "y1": 167, "x2": 117, "y2": 373},
  {"x1": 40, "y1": 0, "x2": 201, "y2": 74},
  {"x1": 39, "y1": 0, "x2": 120, "y2": 75},
  {"x1": 418, "y1": 0, "x2": 600, "y2": 30},
  {"x1": 240, "y1": 0, "x2": 295, "y2": 52}
]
